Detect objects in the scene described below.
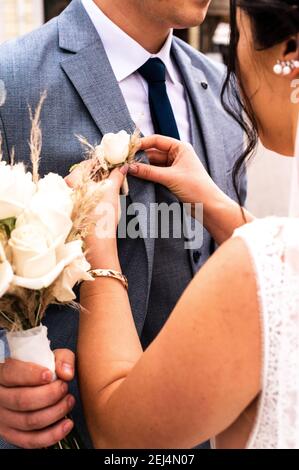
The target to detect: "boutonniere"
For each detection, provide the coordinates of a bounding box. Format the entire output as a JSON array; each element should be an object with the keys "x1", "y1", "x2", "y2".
[{"x1": 74, "y1": 129, "x2": 140, "y2": 196}]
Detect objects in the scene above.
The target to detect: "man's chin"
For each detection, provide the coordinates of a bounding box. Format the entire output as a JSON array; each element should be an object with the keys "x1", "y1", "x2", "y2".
[
  {"x1": 173, "y1": 14, "x2": 208, "y2": 30},
  {"x1": 171, "y1": 5, "x2": 210, "y2": 29}
]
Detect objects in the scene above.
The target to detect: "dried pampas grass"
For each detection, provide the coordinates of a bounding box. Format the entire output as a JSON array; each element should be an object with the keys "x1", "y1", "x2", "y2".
[
  {"x1": 29, "y1": 91, "x2": 47, "y2": 184},
  {"x1": 0, "y1": 287, "x2": 43, "y2": 331}
]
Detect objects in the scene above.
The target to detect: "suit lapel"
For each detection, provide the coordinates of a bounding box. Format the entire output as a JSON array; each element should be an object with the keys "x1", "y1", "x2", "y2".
[
  {"x1": 60, "y1": 41, "x2": 135, "y2": 135},
  {"x1": 172, "y1": 41, "x2": 228, "y2": 194},
  {"x1": 58, "y1": 0, "x2": 156, "y2": 319}
]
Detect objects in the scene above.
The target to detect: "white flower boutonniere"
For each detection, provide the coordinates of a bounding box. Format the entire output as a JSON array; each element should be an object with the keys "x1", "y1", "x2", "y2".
[{"x1": 76, "y1": 129, "x2": 140, "y2": 196}]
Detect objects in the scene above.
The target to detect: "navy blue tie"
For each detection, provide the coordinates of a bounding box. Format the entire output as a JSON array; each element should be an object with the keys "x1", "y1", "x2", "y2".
[
  {"x1": 138, "y1": 58, "x2": 180, "y2": 139},
  {"x1": 139, "y1": 60, "x2": 193, "y2": 350}
]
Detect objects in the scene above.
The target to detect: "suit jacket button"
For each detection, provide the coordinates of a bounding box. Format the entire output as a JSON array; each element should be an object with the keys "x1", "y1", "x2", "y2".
[{"x1": 193, "y1": 251, "x2": 201, "y2": 263}]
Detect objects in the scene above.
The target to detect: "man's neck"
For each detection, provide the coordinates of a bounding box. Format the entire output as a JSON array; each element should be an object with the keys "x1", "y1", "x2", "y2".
[{"x1": 93, "y1": 0, "x2": 171, "y2": 53}]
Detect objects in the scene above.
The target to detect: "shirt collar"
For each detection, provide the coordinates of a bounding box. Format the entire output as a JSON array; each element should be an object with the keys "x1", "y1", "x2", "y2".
[{"x1": 81, "y1": 0, "x2": 176, "y2": 83}]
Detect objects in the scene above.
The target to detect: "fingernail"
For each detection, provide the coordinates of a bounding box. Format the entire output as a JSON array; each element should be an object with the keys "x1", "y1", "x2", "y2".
[
  {"x1": 119, "y1": 163, "x2": 129, "y2": 175},
  {"x1": 63, "y1": 420, "x2": 73, "y2": 434},
  {"x1": 68, "y1": 395, "x2": 75, "y2": 408},
  {"x1": 62, "y1": 363, "x2": 73, "y2": 376},
  {"x1": 129, "y1": 164, "x2": 138, "y2": 175},
  {"x1": 42, "y1": 370, "x2": 53, "y2": 383}
]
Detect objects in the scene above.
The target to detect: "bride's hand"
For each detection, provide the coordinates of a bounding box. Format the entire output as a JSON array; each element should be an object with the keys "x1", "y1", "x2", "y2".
[
  {"x1": 65, "y1": 163, "x2": 128, "y2": 270},
  {"x1": 66, "y1": 163, "x2": 128, "y2": 235},
  {"x1": 130, "y1": 135, "x2": 223, "y2": 205}
]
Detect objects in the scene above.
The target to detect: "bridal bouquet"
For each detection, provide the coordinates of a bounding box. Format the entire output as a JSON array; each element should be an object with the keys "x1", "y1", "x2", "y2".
[{"x1": 0, "y1": 92, "x2": 139, "y2": 448}]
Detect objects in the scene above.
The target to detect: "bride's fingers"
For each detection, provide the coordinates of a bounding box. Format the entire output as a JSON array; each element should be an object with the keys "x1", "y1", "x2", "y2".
[
  {"x1": 140, "y1": 135, "x2": 179, "y2": 153},
  {"x1": 146, "y1": 149, "x2": 169, "y2": 167},
  {"x1": 128, "y1": 162, "x2": 170, "y2": 185},
  {"x1": 65, "y1": 160, "x2": 94, "y2": 189},
  {"x1": 108, "y1": 165, "x2": 129, "y2": 190}
]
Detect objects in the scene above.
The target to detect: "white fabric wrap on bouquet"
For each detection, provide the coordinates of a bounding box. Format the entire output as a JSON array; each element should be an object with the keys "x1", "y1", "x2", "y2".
[{"x1": 6, "y1": 325, "x2": 56, "y2": 379}]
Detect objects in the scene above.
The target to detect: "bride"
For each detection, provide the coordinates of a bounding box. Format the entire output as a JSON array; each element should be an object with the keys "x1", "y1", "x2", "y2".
[{"x1": 68, "y1": 0, "x2": 299, "y2": 449}]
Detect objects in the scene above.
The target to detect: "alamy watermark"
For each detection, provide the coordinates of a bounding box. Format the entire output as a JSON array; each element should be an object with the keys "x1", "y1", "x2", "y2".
[{"x1": 95, "y1": 196, "x2": 204, "y2": 250}]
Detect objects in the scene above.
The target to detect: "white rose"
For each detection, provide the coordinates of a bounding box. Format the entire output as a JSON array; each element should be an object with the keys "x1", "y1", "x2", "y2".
[
  {"x1": 52, "y1": 243, "x2": 93, "y2": 302},
  {"x1": 9, "y1": 223, "x2": 59, "y2": 279},
  {"x1": 0, "y1": 243, "x2": 13, "y2": 297},
  {"x1": 0, "y1": 162, "x2": 36, "y2": 220},
  {"x1": 100, "y1": 131, "x2": 131, "y2": 165},
  {"x1": 10, "y1": 232, "x2": 89, "y2": 291},
  {"x1": 16, "y1": 173, "x2": 74, "y2": 244},
  {"x1": 16, "y1": 207, "x2": 72, "y2": 248},
  {"x1": 37, "y1": 173, "x2": 74, "y2": 218}
]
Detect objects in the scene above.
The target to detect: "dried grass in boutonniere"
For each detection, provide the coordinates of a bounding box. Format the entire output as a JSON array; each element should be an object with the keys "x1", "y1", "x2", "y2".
[{"x1": 75, "y1": 129, "x2": 141, "y2": 196}]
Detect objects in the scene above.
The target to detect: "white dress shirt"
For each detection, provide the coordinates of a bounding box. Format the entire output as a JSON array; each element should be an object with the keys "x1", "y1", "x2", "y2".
[{"x1": 81, "y1": 0, "x2": 191, "y2": 142}]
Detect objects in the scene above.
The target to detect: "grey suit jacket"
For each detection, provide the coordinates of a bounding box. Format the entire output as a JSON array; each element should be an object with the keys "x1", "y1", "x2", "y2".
[{"x1": 0, "y1": 0, "x2": 245, "y2": 449}]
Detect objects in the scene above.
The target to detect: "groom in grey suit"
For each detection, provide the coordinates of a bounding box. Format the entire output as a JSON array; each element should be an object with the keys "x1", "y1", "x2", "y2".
[{"x1": 0, "y1": 0, "x2": 245, "y2": 448}]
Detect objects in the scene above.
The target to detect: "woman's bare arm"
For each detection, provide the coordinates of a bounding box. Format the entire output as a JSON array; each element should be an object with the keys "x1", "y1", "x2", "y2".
[
  {"x1": 78, "y1": 235, "x2": 261, "y2": 449},
  {"x1": 196, "y1": 190, "x2": 253, "y2": 245}
]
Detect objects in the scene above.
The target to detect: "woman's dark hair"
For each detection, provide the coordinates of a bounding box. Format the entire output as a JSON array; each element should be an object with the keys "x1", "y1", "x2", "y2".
[{"x1": 221, "y1": 0, "x2": 299, "y2": 206}]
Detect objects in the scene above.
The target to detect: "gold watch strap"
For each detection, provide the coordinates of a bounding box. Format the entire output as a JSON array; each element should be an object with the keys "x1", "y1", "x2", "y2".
[{"x1": 88, "y1": 269, "x2": 128, "y2": 290}]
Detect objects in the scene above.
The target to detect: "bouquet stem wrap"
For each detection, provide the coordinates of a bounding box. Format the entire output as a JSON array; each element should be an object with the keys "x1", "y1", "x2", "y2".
[
  {"x1": 6, "y1": 325, "x2": 56, "y2": 379},
  {"x1": 6, "y1": 325, "x2": 83, "y2": 449}
]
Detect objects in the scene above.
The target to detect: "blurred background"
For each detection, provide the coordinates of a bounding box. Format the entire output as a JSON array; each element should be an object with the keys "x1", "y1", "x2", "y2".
[
  {"x1": 0, "y1": 0, "x2": 231, "y2": 58},
  {"x1": 0, "y1": 0, "x2": 294, "y2": 216}
]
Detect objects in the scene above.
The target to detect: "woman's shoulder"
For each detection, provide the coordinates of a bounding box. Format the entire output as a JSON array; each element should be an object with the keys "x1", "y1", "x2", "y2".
[
  {"x1": 219, "y1": 217, "x2": 298, "y2": 309},
  {"x1": 208, "y1": 217, "x2": 297, "y2": 306}
]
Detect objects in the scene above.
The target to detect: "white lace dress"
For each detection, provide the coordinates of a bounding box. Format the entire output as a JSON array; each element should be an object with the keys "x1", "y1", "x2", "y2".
[{"x1": 232, "y1": 217, "x2": 299, "y2": 449}]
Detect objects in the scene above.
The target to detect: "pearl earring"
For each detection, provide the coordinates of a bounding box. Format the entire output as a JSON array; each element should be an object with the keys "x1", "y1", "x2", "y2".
[
  {"x1": 273, "y1": 59, "x2": 299, "y2": 76},
  {"x1": 273, "y1": 60, "x2": 283, "y2": 75},
  {"x1": 283, "y1": 62, "x2": 292, "y2": 75}
]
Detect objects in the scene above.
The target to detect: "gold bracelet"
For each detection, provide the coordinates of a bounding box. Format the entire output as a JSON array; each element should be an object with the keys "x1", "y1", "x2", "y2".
[{"x1": 88, "y1": 269, "x2": 129, "y2": 290}]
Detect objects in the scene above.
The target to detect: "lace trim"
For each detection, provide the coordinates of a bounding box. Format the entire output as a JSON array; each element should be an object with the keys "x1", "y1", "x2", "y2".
[
  {"x1": 233, "y1": 218, "x2": 288, "y2": 449},
  {"x1": 232, "y1": 233, "x2": 267, "y2": 449}
]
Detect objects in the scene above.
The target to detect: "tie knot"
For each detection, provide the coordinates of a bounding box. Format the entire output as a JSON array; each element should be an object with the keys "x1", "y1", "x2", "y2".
[{"x1": 138, "y1": 58, "x2": 166, "y2": 84}]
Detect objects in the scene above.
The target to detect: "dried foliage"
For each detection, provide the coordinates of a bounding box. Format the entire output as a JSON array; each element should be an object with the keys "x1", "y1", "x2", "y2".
[
  {"x1": 29, "y1": 91, "x2": 47, "y2": 184},
  {"x1": 0, "y1": 287, "x2": 43, "y2": 331}
]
